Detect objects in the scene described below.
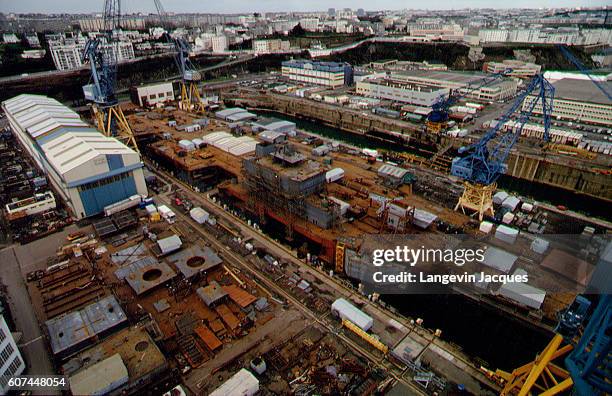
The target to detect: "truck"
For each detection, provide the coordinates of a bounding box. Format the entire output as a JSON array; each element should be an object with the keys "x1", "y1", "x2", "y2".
[{"x1": 157, "y1": 205, "x2": 176, "y2": 224}]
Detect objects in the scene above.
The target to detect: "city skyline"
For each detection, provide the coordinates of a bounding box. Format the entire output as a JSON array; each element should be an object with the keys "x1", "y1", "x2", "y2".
[{"x1": 1, "y1": 0, "x2": 610, "y2": 14}]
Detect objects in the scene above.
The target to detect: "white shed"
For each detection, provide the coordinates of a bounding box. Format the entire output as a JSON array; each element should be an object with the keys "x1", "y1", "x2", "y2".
[
  {"x1": 326, "y1": 168, "x2": 345, "y2": 183},
  {"x1": 498, "y1": 270, "x2": 545, "y2": 310},
  {"x1": 189, "y1": 207, "x2": 209, "y2": 224},
  {"x1": 331, "y1": 298, "x2": 373, "y2": 332},
  {"x1": 209, "y1": 368, "x2": 259, "y2": 396},
  {"x1": 178, "y1": 139, "x2": 195, "y2": 152},
  {"x1": 157, "y1": 235, "x2": 182, "y2": 254}
]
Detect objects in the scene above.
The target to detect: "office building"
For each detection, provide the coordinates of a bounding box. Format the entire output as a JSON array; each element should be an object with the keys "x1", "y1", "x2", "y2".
[
  {"x1": 526, "y1": 78, "x2": 612, "y2": 126},
  {"x1": 356, "y1": 77, "x2": 449, "y2": 106},
  {"x1": 483, "y1": 60, "x2": 542, "y2": 78},
  {"x1": 389, "y1": 70, "x2": 518, "y2": 102},
  {"x1": 281, "y1": 60, "x2": 354, "y2": 87},
  {"x1": 130, "y1": 82, "x2": 175, "y2": 107}
]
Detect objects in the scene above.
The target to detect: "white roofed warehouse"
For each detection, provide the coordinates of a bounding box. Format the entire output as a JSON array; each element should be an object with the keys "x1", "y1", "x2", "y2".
[{"x1": 2, "y1": 94, "x2": 147, "y2": 219}]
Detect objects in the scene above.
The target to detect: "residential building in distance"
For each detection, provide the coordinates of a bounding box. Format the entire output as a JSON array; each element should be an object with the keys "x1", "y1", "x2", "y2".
[
  {"x1": 526, "y1": 78, "x2": 612, "y2": 126},
  {"x1": 299, "y1": 18, "x2": 320, "y2": 31},
  {"x1": 21, "y1": 49, "x2": 46, "y2": 59},
  {"x1": 130, "y1": 82, "x2": 175, "y2": 107},
  {"x1": 388, "y1": 70, "x2": 519, "y2": 102},
  {"x1": 211, "y1": 34, "x2": 228, "y2": 52},
  {"x1": 0, "y1": 315, "x2": 26, "y2": 395},
  {"x1": 483, "y1": 59, "x2": 541, "y2": 78},
  {"x1": 48, "y1": 37, "x2": 86, "y2": 70},
  {"x1": 478, "y1": 27, "x2": 612, "y2": 45},
  {"x1": 252, "y1": 39, "x2": 290, "y2": 54},
  {"x1": 25, "y1": 33, "x2": 41, "y2": 47},
  {"x1": 281, "y1": 60, "x2": 354, "y2": 87},
  {"x1": 48, "y1": 35, "x2": 134, "y2": 71},
  {"x1": 2, "y1": 33, "x2": 19, "y2": 44},
  {"x1": 77, "y1": 16, "x2": 146, "y2": 32},
  {"x1": 356, "y1": 77, "x2": 449, "y2": 107},
  {"x1": 366, "y1": 59, "x2": 448, "y2": 72},
  {"x1": 408, "y1": 23, "x2": 465, "y2": 41}
]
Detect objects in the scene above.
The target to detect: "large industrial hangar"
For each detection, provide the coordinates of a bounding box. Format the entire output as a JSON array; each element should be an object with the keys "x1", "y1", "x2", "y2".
[{"x1": 2, "y1": 94, "x2": 147, "y2": 219}]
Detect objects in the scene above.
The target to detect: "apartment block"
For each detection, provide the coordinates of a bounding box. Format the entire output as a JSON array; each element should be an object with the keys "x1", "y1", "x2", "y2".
[{"x1": 253, "y1": 39, "x2": 290, "y2": 54}]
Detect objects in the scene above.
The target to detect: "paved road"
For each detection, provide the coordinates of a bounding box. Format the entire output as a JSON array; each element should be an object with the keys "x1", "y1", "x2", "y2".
[
  {"x1": 0, "y1": 246, "x2": 55, "y2": 394},
  {"x1": 0, "y1": 224, "x2": 88, "y2": 395}
]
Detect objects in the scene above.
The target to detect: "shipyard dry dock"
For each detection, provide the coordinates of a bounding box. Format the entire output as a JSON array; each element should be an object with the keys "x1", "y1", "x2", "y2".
[
  {"x1": 130, "y1": 103, "x2": 606, "y2": 330},
  {"x1": 225, "y1": 88, "x2": 612, "y2": 203},
  {"x1": 2, "y1": 83, "x2": 610, "y2": 395}
]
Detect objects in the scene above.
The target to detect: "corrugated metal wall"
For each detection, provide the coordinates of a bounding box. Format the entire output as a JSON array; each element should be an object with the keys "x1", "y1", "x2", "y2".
[{"x1": 78, "y1": 173, "x2": 137, "y2": 217}]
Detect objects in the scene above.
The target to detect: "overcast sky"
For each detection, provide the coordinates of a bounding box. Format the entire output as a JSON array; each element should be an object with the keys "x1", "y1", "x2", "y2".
[{"x1": 0, "y1": 0, "x2": 608, "y2": 14}]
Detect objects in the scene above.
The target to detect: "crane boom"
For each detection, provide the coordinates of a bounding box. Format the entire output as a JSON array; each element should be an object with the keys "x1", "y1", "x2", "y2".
[
  {"x1": 426, "y1": 70, "x2": 511, "y2": 132},
  {"x1": 565, "y1": 295, "x2": 611, "y2": 395},
  {"x1": 81, "y1": 0, "x2": 138, "y2": 152},
  {"x1": 451, "y1": 74, "x2": 554, "y2": 185},
  {"x1": 558, "y1": 45, "x2": 612, "y2": 101},
  {"x1": 153, "y1": 0, "x2": 204, "y2": 112},
  {"x1": 450, "y1": 73, "x2": 554, "y2": 220}
]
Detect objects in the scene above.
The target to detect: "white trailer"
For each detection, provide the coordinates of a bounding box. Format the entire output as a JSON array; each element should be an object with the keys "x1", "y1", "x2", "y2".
[
  {"x1": 103, "y1": 194, "x2": 144, "y2": 217},
  {"x1": 331, "y1": 298, "x2": 373, "y2": 332}
]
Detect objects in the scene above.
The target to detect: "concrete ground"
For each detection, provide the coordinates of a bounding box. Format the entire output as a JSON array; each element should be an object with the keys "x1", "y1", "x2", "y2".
[{"x1": 0, "y1": 223, "x2": 90, "y2": 395}]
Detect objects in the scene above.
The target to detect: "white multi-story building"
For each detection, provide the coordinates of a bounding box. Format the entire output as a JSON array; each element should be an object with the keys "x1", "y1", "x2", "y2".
[
  {"x1": 2, "y1": 33, "x2": 19, "y2": 44},
  {"x1": 130, "y1": 82, "x2": 175, "y2": 107},
  {"x1": 252, "y1": 39, "x2": 290, "y2": 54},
  {"x1": 25, "y1": 33, "x2": 41, "y2": 47},
  {"x1": 389, "y1": 70, "x2": 519, "y2": 102},
  {"x1": 281, "y1": 60, "x2": 353, "y2": 88},
  {"x1": 408, "y1": 23, "x2": 464, "y2": 41},
  {"x1": 356, "y1": 77, "x2": 449, "y2": 107},
  {"x1": 526, "y1": 78, "x2": 612, "y2": 126},
  {"x1": 49, "y1": 36, "x2": 134, "y2": 71},
  {"x1": 211, "y1": 35, "x2": 228, "y2": 53},
  {"x1": 299, "y1": 18, "x2": 319, "y2": 31},
  {"x1": 478, "y1": 29, "x2": 509, "y2": 43},
  {"x1": 21, "y1": 49, "x2": 46, "y2": 59},
  {"x1": 0, "y1": 315, "x2": 26, "y2": 394},
  {"x1": 49, "y1": 39, "x2": 86, "y2": 70},
  {"x1": 483, "y1": 59, "x2": 541, "y2": 78}
]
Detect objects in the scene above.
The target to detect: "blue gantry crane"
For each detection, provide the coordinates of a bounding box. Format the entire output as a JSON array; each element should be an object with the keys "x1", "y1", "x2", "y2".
[
  {"x1": 153, "y1": 0, "x2": 205, "y2": 113},
  {"x1": 496, "y1": 294, "x2": 611, "y2": 395},
  {"x1": 425, "y1": 70, "x2": 512, "y2": 133},
  {"x1": 450, "y1": 73, "x2": 554, "y2": 220},
  {"x1": 81, "y1": 0, "x2": 138, "y2": 152}
]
